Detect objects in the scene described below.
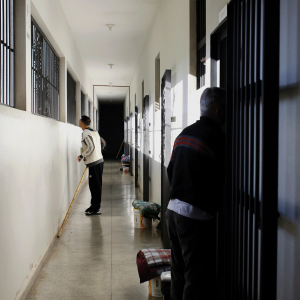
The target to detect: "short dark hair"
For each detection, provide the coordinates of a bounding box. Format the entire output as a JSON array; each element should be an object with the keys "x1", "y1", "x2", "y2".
[
  {"x1": 81, "y1": 115, "x2": 91, "y2": 126},
  {"x1": 200, "y1": 87, "x2": 226, "y2": 117}
]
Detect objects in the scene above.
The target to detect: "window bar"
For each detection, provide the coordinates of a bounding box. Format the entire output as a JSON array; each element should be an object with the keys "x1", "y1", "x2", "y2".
[
  {"x1": 248, "y1": 0, "x2": 255, "y2": 299},
  {"x1": 7, "y1": 0, "x2": 9, "y2": 105},
  {"x1": 242, "y1": 0, "x2": 248, "y2": 298},
  {"x1": 243, "y1": 0, "x2": 251, "y2": 298},
  {"x1": 224, "y1": 3, "x2": 234, "y2": 300},
  {"x1": 253, "y1": 0, "x2": 261, "y2": 298},
  {"x1": 260, "y1": 0, "x2": 279, "y2": 298},
  {"x1": 239, "y1": 0, "x2": 246, "y2": 297},
  {"x1": 234, "y1": 1, "x2": 241, "y2": 298},
  {"x1": 230, "y1": 2, "x2": 235, "y2": 297}
]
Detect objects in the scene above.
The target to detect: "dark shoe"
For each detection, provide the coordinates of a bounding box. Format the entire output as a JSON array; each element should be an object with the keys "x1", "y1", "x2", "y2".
[{"x1": 85, "y1": 206, "x2": 99, "y2": 214}]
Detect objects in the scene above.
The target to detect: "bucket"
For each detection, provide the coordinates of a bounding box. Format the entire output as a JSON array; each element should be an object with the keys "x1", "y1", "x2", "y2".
[
  {"x1": 149, "y1": 276, "x2": 163, "y2": 297},
  {"x1": 133, "y1": 208, "x2": 152, "y2": 228}
]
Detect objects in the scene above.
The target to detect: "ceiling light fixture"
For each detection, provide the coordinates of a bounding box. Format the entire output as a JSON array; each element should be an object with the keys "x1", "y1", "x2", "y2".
[
  {"x1": 108, "y1": 64, "x2": 114, "y2": 69},
  {"x1": 106, "y1": 24, "x2": 115, "y2": 31}
]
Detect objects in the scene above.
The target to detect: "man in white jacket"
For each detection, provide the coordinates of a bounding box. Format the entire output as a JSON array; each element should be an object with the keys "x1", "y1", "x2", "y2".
[{"x1": 78, "y1": 115, "x2": 104, "y2": 214}]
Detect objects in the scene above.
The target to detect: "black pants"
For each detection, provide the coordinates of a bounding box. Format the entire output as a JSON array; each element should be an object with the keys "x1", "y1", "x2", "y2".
[
  {"x1": 166, "y1": 209, "x2": 217, "y2": 300},
  {"x1": 88, "y1": 162, "x2": 104, "y2": 210}
]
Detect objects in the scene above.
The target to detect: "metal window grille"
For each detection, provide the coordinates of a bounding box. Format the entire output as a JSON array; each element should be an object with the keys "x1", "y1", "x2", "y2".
[
  {"x1": 81, "y1": 91, "x2": 85, "y2": 116},
  {"x1": 223, "y1": 0, "x2": 280, "y2": 299},
  {"x1": 196, "y1": 0, "x2": 206, "y2": 89},
  {"x1": 67, "y1": 72, "x2": 76, "y2": 125},
  {"x1": 32, "y1": 18, "x2": 59, "y2": 120},
  {"x1": 1, "y1": 0, "x2": 14, "y2": 106}
]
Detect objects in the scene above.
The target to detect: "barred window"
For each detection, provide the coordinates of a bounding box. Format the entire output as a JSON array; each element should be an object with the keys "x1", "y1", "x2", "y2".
[
  {"x1": 67, "y1": 71, "x2": 76, "y2": 125},
  {"x1": 81, "y1": 91, "x2": 85, "y2": 116},
  {"x1": 196, "y1": 0, "x2": 206, "y2": 89},
  {"x1": 31, "y1": 18, "x2": 59, "y2": 119},
  {"x1": 1, "y1": 0, "x2": 14, "y2": 106}
]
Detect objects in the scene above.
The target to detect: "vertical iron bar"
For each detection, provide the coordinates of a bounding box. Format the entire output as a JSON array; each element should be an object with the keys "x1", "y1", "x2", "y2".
[
  {"x1": 231, "y1": 3, "x2": 237, "y2": 297},
  {"x1": 1, "y1": 0, "x2": 2, "y2": 103},
  {"x1": 260, "y1": 0, "x2": 279, "y2": 298},
  {"x1": 253, "y1": 0, "x2": 261, "y2": 298},
  {"x1": 235, "y1": 1, "x2": 241, "y2": 298},
  {"x1": 4, "y1": 0, "x2": 7, "y2": 104},
  {"x1": 248, "y1": 0, "x2": 256, "y2": 298},
  {"x1": 7, "y1": 0, "x2": 9, "y2": 105},
  {"x1": 10, "y1": 0, "x2": 14, "y2": 106},
  {"x1": 234, "y1": 1, "x2": 241, "y2": 298},
  {"x1": 225, "y1": 3, "x2": 234, "y2": 298},
  {"x1": 243, "y1": 1, "x2": 250, "y2": 298},
  {"x1": 240, "y1": 1, "x2": 246, "y2": 298}
]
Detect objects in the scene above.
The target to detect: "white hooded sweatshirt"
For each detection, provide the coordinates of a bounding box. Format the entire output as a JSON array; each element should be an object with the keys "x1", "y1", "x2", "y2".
[{"x1": 80, "y1": 128, "x2": 104, "y2": 167}]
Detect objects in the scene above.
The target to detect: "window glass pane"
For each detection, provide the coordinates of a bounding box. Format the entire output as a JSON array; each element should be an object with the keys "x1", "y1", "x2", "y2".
[{"x1": 31, "y1": 18, "x2": 59, "y2": 120}]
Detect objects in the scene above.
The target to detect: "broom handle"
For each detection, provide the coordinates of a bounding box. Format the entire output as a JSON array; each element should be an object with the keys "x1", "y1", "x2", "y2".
[
  {"x1": 57, "y1": 168, "x2": 88, "y2": 237},
  {"x1": 116, "y1": 139, "x2": 124, "y2": 158}
]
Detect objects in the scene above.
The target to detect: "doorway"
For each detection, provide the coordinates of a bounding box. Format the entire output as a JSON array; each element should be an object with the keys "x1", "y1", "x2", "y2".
[
  {"x1": 99, "y1": 102, "x2": 124, "y2": 159},
  {"x1": 129, "y1": 112, "x2": 133, "y2": 175},
  {"x1": 143, "y1": 95, "x2": 150, "y2": 202},
  {"x1": 135, "y1": 106, "x2": 139, "y2": 187},
  {"x1": 161, "y1": 70, "x2": 171, "y2": 249}
]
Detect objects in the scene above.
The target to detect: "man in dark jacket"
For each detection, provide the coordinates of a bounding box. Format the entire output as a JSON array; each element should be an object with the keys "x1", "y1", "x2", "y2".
[{"x1": 166, "y1": 87, "x2": 226, "y2": 300}]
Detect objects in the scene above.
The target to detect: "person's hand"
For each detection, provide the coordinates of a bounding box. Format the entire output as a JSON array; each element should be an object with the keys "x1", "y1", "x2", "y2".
[{"x1": 78, "y1": 156, "x2": 82, "y2": 162}]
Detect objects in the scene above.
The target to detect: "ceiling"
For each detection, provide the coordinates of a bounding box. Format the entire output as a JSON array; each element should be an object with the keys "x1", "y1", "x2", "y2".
[
  {"x1": 59, "y1": 0, "x2": 162, "y2": 102},
  {"x1": 95, "y1": 86, "x2": 129, "y2": 104}
]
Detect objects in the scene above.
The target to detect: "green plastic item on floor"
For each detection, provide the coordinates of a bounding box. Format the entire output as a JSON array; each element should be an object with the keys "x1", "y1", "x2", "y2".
[{"x1": 132, "y1": 199, "x2": 161, "y2": 220}]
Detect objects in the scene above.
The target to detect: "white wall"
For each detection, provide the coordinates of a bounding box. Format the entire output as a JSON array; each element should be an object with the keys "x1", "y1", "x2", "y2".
[
  {"x1": 0, "y1": 0, "x2": 93, "y2": 299},
  {"x1": 126, "y1": 0, "x2": 230, "y2": 204},
  {"x1": 0, "y1": 107, "x2": 86, "y2": 300},
  {"x1": 277, "y1": 0, "x2": 300, "y2": 298},
  {"x1": 126, "y1": 0, "x2": 190, "y2": 204}
]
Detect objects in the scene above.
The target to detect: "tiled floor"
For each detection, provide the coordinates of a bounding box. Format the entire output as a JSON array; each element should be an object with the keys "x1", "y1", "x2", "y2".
[{"x1": 26, "y1": 160, "x2": 163, "y2": 300}]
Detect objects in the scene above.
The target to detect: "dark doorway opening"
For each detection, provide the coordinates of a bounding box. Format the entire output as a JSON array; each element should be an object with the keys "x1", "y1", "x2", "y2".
[
  {"x1": 135, "y1": 106, "x2": 139, "y2": 187},
  {"x1": 99, "y1": 102, "x2": 124, "y2": 160}
]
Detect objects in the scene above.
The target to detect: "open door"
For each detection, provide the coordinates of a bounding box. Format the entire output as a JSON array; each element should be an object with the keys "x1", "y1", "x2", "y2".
[
  {"x1": 135, "y1": 106, "x2": 139, "y2": 187},
  {"x1": 143, "y1": 95, "x2": 150, "y2": 202},
  {"x1": 129, "y1": 112, "x2": 133, "y2": 175},
  {"x1": 161, "y1": 70, "x2": 171, "y2": 248}
]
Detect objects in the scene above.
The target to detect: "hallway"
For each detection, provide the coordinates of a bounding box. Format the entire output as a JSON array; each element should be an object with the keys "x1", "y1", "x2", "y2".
[{"x1": 26, "y1": 160, "x2": 162, "y2": 300}]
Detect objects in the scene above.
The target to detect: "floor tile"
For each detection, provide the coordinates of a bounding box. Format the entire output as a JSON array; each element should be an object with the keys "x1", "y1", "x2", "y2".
[{"x1": 25, "y1": 160, "x2": 163, "y2": 300}]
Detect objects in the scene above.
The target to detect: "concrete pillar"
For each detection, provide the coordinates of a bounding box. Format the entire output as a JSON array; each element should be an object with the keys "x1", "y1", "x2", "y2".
[
  {"x1": 93, "y1": 105, "x2": 96, "y2": 130},
  {"x1": 59, "y1": 57, "x2": 67, "y2": 122},
  {"x1": 15, "y1": 0, "x2": 31, "y2": 112},
  {"x1": 85, "y1": 95, "x2": 89, "y2": 117},
  {"x1": 89, "y1": 101, "x2": 93, "y2": 128},
  {"x1": 76, "y1": 82, "x2": 81, "y2": 125}
]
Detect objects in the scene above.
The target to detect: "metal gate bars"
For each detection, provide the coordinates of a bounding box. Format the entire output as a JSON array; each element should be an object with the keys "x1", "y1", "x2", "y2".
[{"x1": 225, "y1": 0, "x2": 279, "y2": 299}]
